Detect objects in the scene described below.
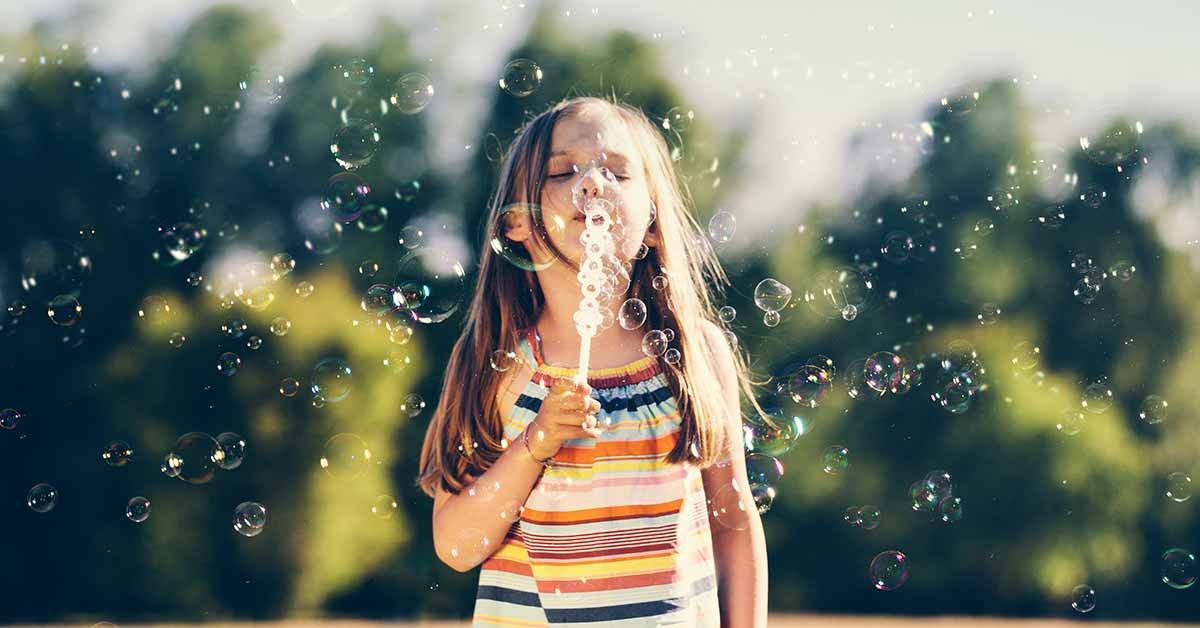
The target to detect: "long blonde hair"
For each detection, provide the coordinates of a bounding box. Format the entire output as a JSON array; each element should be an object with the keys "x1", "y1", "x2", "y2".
[{"x1": 417, "y1": 95, "x2": 767, "y2": 498}]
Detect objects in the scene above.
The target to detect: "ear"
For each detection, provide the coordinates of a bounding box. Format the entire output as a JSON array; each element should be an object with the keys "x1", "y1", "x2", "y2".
[
  {"x1": 503, "y1": 207, "x2": 533, "y2": 243},
  {"x1": 643, "y1": 205, "x2": 660, "y2": 248}
]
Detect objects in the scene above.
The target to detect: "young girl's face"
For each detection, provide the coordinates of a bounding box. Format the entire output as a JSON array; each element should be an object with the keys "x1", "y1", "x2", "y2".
[{"x1": 511, "y1": 107, "x2": 659, "y2": 265}]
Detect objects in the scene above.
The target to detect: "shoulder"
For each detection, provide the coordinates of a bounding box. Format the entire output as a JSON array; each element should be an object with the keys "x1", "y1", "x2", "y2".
[{"x1": 696, "y1": 319, "x2": 736, "y2": 383}]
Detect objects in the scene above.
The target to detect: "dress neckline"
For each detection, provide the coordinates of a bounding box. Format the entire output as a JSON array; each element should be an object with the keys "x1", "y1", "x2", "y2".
[{"x1": 522, "y1": 326, "x2": 659, "y2": 379}]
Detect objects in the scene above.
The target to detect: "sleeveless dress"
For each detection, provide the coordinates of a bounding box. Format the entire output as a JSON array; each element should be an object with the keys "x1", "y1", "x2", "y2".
[{"x1": 471, "y1": 327, "x2": 721, "y2": 627}]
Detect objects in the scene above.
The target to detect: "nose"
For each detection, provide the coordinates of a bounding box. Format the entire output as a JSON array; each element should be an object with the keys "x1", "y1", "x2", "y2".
[{"x1": 572, "y1": 165, "x2": 616, "y2": 211}]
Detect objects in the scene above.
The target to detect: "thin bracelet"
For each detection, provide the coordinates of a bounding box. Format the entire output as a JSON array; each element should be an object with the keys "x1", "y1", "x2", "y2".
[{"x1": 521, "y1": 422, "x2": 554, "y2": 468}]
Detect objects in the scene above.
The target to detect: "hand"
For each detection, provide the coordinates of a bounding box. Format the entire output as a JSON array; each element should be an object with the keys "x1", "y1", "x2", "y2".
[{"x1": 526, "y1": 377, "x2": 603, "y2": 460}]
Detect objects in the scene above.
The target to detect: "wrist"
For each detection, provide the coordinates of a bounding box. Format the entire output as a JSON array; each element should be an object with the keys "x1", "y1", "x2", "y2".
[{"x1": 522, "y1": 420, "x2": 557, "y2": 465}]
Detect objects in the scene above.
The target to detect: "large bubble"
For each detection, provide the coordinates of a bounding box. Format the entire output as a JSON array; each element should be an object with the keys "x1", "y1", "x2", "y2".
[
  {"x1": 164, "y1": 432, "x2": 225, "y2": 485},
  {"x1": 392, "y1": 248, "x2": 466, "y2": 324},
  {"x1": 20, "y1": 239, "x2": 92, "y2": 302}
]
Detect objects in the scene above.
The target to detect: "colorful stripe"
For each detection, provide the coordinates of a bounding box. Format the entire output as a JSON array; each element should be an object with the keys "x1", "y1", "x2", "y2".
[{"x1": 471, "y1": 328, "x2": 720, "y2": 626}]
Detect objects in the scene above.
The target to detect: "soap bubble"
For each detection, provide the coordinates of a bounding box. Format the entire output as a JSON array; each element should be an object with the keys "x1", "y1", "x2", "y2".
[
  {"x1": 1073, "y1": 278, "x2": 1101, "y2": 304},
  {"x1": 402, "y1": 393, "x2": 427, "y2": 418},
  {"x1": 338, "y1": 58, "x2": 374, "y2": 85},
  {"x1": 27, "y1": 483, "x2": 57, "y2": 513},
  {"x1": 319, "y1": 433, "x2": 372, "y2": 479},
  {"x1": 270, "y1": 253, "x2": 295, "y2": 280},
  {"x1": 233, "y1": 502, "x2": 267, "y2": 537},
  {"x1": 753, "y1": 278, "x2": 792, "y2": 312},
  {"x1": 356, "y1": 204, "x2": 389, "y2": 232},
  {"x1": 498, "y1": 58, "x2": 543, "y2": 97},
  {"x1": 708, "y1": 210, "x2": 736, "y2": 244},
  {"x1": 803, "y1": 267, "x2": 873, "y2": 320},
  {"x1": 1, "y1": 408, "x2": 24, "y2": 430},
  {"x1": 642, "y1": 329, "x2": 669, "y2": 357},
  {"x1": 1138, "y1": 395, "x2": 1168, "y2": 424},
  {"x1": 652, "y1": 275, "x2": 669, "y2": 291},
  {"x1": 1079, "y1": 121, "x2": 1141, "y2": 166},
  {"x1": 330, "y1": 119, "x2": 380, "y2": 170},
  {"x1": 822, "y1": 445, "x2": 850, "y2": 474},
  {"x1": 216, "y1": 432, "x2": 246, "y2": 470},
  {"x1": 321, "y1": 172, "x2": 371, "y2": 222},
  {"x1": 619, "y1": 298, "x2": 648, "y2": 330},
  {"x1": 910, "y1": 480, "x2": 938, "y2": 512},
  {"x1": 1166, "y1": 472, "x2": 1192, "y2": 502},
  {"x1": 1080, "y1": 185, "x2": 1107, "y2": 208},
  {"x1": 709, "y1": 483, "x2": 752, "y2": 532},
  {"x1": 869, "y1": 551, "x2": 909, "y2": 591},
  {"x1": 1080, "y1": 381, "x2": 1113, "y2": 413},
  {"x1": 1071, "y1": 584, "x2": 1096, "y2": 613},
  {"x1": 977, "y1": 303, "x2": 1001, "y2": 325},
  {"x1": 101, "y1": 440, "x2": 133, "y2": 467},
  {"x1": 492, "y1": 203, "x2": 554, "y2": 271},
  {"x1": 742, "y1": 410, "x2": 808, "y2": 456},
  {"x1": 1056, "y1": 408, "x2": 1086, "y2": 436},
  {"x1": 843, "y1": 506, "x2": 862, "y2": 526},
  {"x1": 864, "y1": 352, "x2": 903, "y2": 393},
  {"x1": 221, "y1": 318, "x2": 247, "y2": 339},
  {"x1": 1011, "y1": 341, "x2": 1040, "y2": 370},
  {"x1": 1109, "y1": 261, "x2": 1136, "y2": 281},
  {"x1": 763, "y1": 310, "x2": 781, "y2": 327},
  {"x1": 858, "y1": 505, "x2": 881, "y2": 530},
  {"x1": 931, "y1": 369, "x2": 976, "y2": 414},
  {"x1": 270, "y1": 317, "x2": 291, "y2": 336},
  {"x1": 371, "y1": 494, "x2": 399, "y2": 518},
  {"x1": 21, "y1": 239, "x2": 92, "y2": 302},
  {"x1": 311, "y1": 358, "x2": 353, "y2": 403},
  {"x1": 787, "y1": 365, "x2": 831, "y2": 408},
  {"x1": 151, "y1": 223, "x2": 207, "y2": 266},
  {"x1": 399, "y1": 224, "x2": 425, "y2": 250},
  {"x1": 749, "y1": 483, "x2": 776, "y2": 515},
  {"x1": 392, "y1": 248, "x2": 467, "y2": 324},
  {"x1": 662, "y1": 107, "x2": 694, "y2": 133},
  {"x1": 1161, "y1": 548, "x2": 1197, "y2": 589},
  {"x1": 137, "y1": 295, "x2": 172, "y2": 325},
  {"x1": 924, "y1": 471, "x2": 954, "y2": 499},
  {"x1": 126, "y1": 496, "x2": 151, "y2": 523},
  {"x1": 279, "y1": 378, "x2": 300, "y2": 397},
  {"x1": 490, "y1": 350, "x2": 517, "y2": 372},
  {"x1": 938, "y1": 496, "x2": 964, "y2": 523},
  {"x1": 881, "y1": 231, "x2": 914, "y2": 263},
  {"x1": 166, "y1": 432, "x2": 224, "y2": 485},
  {"x1": 296, "y1": 281, "x2": 315, "y2": 297},
  {"x1": 1038, "y1": 204, "x2": 1068, "y2": 228},
  {"x1": 217, "y1": 352, "x2": 241, "y2": 377},
  {"x1": 718, "y1": 305, "x2": 736, "y2": 323},
  {"x1": 362, "y1": 283, "x2": 397, "y2": 316},
  {"x1": 47, "y1": 294, "x2": 82, "y2": 326},
  {"x1": 744, "y1": 453, "x2": 785, "y2": 487},
  {"x1": 390, "y1": 72, "x2": 435, "y2": 114},
  {"x1": 664, "y1": 348, "x2": 681, "y2": 365}
]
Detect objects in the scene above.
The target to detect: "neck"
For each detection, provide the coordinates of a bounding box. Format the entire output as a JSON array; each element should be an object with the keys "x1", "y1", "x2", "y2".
[{"x1": 532, "y1": 262, "x2": 645, "y2": 368}]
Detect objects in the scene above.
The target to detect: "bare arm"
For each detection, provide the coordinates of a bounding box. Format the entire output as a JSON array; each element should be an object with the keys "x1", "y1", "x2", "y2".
[
  {"x1": 699, "y1": 322, "x2": 770, "y2": 627},
  {"x1": 432, "y1": 437, "x2": 547, "y2": 572}
]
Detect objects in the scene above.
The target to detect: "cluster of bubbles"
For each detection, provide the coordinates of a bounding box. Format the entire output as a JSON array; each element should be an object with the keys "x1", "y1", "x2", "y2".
[
  {"x1": 908, "y1": 469, "x2": 963, "y2": 523},
  {"x1": 1067, "y1": 252, "x2": 1137, "y2": 306},
  {"x1": 928, "y1": 340, "x2": 986, "y2": 414},
  {"x1": 802, "y1": 267, "x2": 876, "y2": 322},
  {"x1": 161, "y1": 431, "x2": 246, "y2": 485},
  {"x1": 358, "y1": 248, "x2": 467, "y2": 326},
  {"x1": 843, "y1": 504, "x2": 881, "y2": 530},
  {"x1": 10, "y1": 239, "x2": 93, "y2": 333}
]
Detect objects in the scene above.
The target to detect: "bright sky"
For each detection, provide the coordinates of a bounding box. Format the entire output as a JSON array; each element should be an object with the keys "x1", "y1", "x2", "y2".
[{"x1": 3, "y1": 0, "x2": 1199, "y2": 252}]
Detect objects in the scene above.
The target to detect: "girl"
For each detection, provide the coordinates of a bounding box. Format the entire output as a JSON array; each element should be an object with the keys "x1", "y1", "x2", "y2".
[{"x1": 418, "y1": 96, "x2": 769, "y2": 627}]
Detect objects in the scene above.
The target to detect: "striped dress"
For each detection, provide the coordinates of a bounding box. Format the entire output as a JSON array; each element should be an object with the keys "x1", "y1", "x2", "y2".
[{"x1": 471, "y1": 327, "x2": 721, "y2": 627}]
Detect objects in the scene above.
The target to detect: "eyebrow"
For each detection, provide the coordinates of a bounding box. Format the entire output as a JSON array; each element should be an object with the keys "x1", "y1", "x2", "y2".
[{"x1": 548, "y1": 149, "x2": 631, "y2": 162}]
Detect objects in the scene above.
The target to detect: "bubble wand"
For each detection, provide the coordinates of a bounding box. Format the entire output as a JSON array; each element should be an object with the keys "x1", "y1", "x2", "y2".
[{"x1": 572, "y1": 196, "x2": 616, "y2": 386}]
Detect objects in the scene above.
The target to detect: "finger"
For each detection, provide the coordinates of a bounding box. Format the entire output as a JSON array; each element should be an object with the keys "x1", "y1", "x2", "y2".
[{"x1": 586, "y1": 398, "x2": 602, "y2": 414}]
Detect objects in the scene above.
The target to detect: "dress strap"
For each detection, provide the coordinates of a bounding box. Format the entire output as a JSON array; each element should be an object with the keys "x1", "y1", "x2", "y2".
[{"x1": 515, "y1": 327, "x2": 544, "y2": 370}]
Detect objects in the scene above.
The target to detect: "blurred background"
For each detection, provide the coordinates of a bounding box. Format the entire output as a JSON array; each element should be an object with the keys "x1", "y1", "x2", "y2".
[{"x1": 2, "y1": 0, "x2": 1199, "y2": 624}]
